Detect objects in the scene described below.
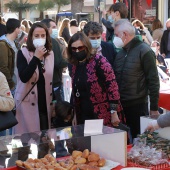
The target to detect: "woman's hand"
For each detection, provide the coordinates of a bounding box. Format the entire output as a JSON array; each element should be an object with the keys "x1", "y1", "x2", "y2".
[
  {"x1": 34, "y1": 46, "x2": 47, "y2": 60},
  {"x1": 111, "y1": 111, "x2": 120, "y2": 126},
  {"x1": 72, "y1": 112, "x2": 77, "y2": 126}
]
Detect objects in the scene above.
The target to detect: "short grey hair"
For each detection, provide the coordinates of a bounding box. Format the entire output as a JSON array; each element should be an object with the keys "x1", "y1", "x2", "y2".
[{"x1": 114, "y1": 19, "x2": 135, "y2": 36}]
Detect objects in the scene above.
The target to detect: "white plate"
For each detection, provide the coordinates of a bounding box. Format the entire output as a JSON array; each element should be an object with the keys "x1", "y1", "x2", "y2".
[
  {"x1": 121, "y1": 168, "x2": 150, "y2": 170},
  {"x1": 100, "y1": 159, "x2": 120, "y2": 170}
]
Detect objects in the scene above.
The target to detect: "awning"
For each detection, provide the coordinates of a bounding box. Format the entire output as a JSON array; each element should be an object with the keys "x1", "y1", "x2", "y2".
[{"x1": 57, "y1": 12, "x2": 72, "y2": 16}]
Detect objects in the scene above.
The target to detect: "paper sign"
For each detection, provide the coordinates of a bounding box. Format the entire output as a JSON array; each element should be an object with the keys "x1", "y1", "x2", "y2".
[{"x1": 84, "y1": 119, "x2": 103, "y2": 135}]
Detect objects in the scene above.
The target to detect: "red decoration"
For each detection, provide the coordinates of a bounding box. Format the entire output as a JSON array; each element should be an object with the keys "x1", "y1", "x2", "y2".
[
  {"x1": 113, "y1": 0, "x2": 116, "y2": 3},
  {"x1": 146, "y1": 0, "x2": 152, "y2": 7}
]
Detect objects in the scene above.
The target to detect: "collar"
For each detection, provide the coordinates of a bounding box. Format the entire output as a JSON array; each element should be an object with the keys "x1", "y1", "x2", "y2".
[{"x1": 123, "y1": 37, "x2": 142, "y2": 52}]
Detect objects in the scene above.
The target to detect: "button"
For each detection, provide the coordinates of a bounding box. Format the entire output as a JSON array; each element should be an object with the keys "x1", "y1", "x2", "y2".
[
  {"x1": 31, "y1": 82, "x2": 34, "y2": 85},
  {"x1": 31, "y1": 91, "x2": 35, "y2": 94},
  {"x1": 50, "y1": 102, "x2": 53, "y2": 105},
  {"x1": 50, "y1": 82, "x2": 52, "y2": 85},
  {"x1": 32, "y1": 103, "x2": 35, "y2": 106}
]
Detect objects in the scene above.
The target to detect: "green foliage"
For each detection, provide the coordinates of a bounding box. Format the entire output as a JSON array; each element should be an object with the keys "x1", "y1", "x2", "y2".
[
  {"x1": 37, "y1": 0, "x2": 55, "y2": 11},
  {"x1": 5, "y1": 0, "x2": 35, "y2": 12},
  {"x1": 54, "y1": 0, "x2": 70, "y2": 6}
]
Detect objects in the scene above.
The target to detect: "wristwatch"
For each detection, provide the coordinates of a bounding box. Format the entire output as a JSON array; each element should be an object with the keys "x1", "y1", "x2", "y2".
[{"x1": 111, "y1": 110, "x2": 116, "y2": 114}]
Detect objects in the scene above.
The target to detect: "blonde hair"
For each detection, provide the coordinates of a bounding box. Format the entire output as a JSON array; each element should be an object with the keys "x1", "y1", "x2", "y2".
[
  {"x1": 79, "y1": 20, "x2": 87, "y2": 31},
  {"x1": 58, "y1": 18, "x2": 70, "y2": 37},
  {"x1": 132, "y1": 19, "x2": 145, "y2": 30},
  {"x1": 21, "y1": 19, "x2": 31, "y2": 33}
]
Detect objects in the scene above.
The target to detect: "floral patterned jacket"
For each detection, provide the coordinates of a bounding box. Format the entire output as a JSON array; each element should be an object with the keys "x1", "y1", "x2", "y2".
[{"x1": 71, "y1": 54, "x2": 124, "y2": 127}]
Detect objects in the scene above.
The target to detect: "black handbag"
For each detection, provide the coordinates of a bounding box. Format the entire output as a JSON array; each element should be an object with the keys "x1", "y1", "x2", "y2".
[{"x1": 0, "y1": 110, "x2": 18, "y2": 132}]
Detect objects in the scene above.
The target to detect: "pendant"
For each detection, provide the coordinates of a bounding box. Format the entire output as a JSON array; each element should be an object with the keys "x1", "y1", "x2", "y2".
[{"x1": 76, "y1": 89, "x2": 80, "y2": 97}]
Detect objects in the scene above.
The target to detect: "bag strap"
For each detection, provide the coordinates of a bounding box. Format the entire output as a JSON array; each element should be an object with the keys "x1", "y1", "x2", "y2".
[{"x1": 15, "y1": 81, "x2": 37, "y2": 109}]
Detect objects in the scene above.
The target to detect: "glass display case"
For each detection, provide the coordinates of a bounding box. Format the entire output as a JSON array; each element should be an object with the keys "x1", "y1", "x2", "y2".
[{"x1": 0, "y1": 125, "x2": 127, "y2": 168}]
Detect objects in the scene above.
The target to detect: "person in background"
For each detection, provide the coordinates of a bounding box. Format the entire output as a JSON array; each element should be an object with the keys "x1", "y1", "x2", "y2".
[
  {"x1": 79, "y1": 20, "x2": 87, "y2": 32},
  {"x1": 68, "y1": 32, "x2": 125, "y2": 127},
  {"x1": 59, "y1": 18, "x2": 71, "y2": 43},
  {"x1": 0, "y1": 16, "x2": 7, "y2": 37},
  {"x1": 41, "y1": 19, "x2": 68, "y2": 103},
  {"x1": 13, "y1": 22, "x2": 54, "y2": 134},
  {"x1": 83, "y1": 21, "x2": 117, "y2": 68},
  {"x1": 151, "y1": 19, "x2": 164, "y2": 44},
  {"x1": 101, "y1": 9, "x2": 114, "y2": 42},
  {"x1": 21, "y1": 19, "x2": 31, "y2": 34},
  {"x1": 0, "y1": 71, "x2": 15, "y2": 136},
  {"x1": 113, "y1": 19, "x2": 160, "y2": 140},
  {"x1": 160, "y1": 19, "x2": 170, "y2": 58},
  {"x1": 70, "y1": 19, "x2": 79, "y2": 35},
  {"x1": 151, "y1": 40, "x2": 167, "y2": 73},
  {"x1": 0, "y1": 18, "x2": 21, "y2": 91},
  {"x1": 146, "y1": 112, "x2": 170, "y2": 132},
  {"x1": 132, "y1": 19, "x2": 153, "y2": 45}
]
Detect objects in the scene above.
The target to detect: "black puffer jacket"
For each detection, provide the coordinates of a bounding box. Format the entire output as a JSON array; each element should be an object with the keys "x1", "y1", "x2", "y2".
[{"x1": 114, "y1": 37, "x2": 160, "y2": 110}]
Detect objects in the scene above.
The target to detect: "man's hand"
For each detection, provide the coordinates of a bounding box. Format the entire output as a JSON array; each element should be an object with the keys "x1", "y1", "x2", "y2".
[
  {"x1": 111, "y1": 111, "x2": 120, "y2": 126},
  {"x1": 150, "y1": 110, "x2": 160, "y2": 116},
  {"x1": 145, "y1": 120, "x2": 160, "y2": 132}
]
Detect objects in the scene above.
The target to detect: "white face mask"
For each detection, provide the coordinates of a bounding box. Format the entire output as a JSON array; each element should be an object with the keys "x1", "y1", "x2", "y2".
[
  {"x1": 33, "y1": 38, "x2": 46, "y2": 48},
  {"x1": 151, "y1": 47, "x2": 157, "y2": 53},
  {"x1": 51, "y1": 29, "x2": 58, "y2": 39},
  {"x1": 89, "y1": 38, "x2": 101, "y2": 49},
  {"x1": 113, "y1": 36, "x2": 124, "y2": 48}
]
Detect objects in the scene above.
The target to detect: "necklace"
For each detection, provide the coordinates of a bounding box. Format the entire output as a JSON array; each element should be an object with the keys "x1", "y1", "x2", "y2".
[
  {"x1": 40, "y1": 57, "x2": 45, "y2": 73},
  {"x1": 74, "y1": 63, "x2": 85, "y2": 98}
]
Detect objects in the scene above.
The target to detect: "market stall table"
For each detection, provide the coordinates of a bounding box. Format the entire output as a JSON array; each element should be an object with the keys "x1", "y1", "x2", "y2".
[{"x1": 159, "y1": 90, "x2": 170, "y2": 110}]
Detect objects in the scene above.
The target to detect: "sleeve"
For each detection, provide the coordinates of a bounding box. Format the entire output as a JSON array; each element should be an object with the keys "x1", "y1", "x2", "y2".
[
  {"x1": 0, "y1": 42, "x2": 14, "y2": 89},
  {"x1": 144, "y1": 28, "x2": 153, "y2": 44},
  {"x1": 96, "y1": 55, "x2": 120, "y2": 110},
  {"x1": 0, "y1": 72, "x2": 15, "y2": 111},
  {"x1": 17, "y1": 50, "x2": 40, "y2": 83},
  {"x1": 160, "y1": 31, "x2": 166, "y2": 54},
  {"x1": 101, "y1": 18, "x2": 114, "y2": 31},
  {"x1": 52, "y1": 38, "x2": 68, "y2": 69},
  {"x1": 141, "y1": 50, "x2": 160, "y2": 110},
  {"x1": 157, "y1": 112, "x2": 170, "y2": 128},
  {"x1": 63, "y1": 27, "x2": 71, "y2": 43}
]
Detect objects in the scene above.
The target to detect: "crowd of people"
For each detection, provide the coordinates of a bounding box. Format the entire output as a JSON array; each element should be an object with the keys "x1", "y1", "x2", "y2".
[{"x1": 0, "y1": 2, "x2": 170, "y2": 146}]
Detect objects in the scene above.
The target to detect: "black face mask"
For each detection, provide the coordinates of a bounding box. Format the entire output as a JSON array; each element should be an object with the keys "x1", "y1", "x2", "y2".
[
  {"x1": 167, "y1": 27, "x2": 170, "y2": 31},
  {"x1": 72, "y1": 50, "x2": 87, "y2": 62}
]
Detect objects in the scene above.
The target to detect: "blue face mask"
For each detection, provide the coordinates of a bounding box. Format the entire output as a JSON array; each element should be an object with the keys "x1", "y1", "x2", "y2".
[
  {"x1": 108, "y1": 15, "x2": 114, "y2": 23},
  {"x1": 51, "y1": 29, "x2": 58, "y2": 39},
  {"x1": 90, "y1": 38, "x2": 101, "y2": 49}
]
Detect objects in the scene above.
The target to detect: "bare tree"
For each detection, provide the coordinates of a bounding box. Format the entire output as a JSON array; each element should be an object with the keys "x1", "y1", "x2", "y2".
[{"x1": 71, "y1": 0, "x2": 84, "y2": 18}]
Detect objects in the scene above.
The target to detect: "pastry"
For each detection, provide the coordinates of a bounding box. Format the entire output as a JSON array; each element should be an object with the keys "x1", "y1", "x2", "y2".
[
  {"x1": 88, "y1": 154, "x2": 100, "y2": 162},
  {"x1": 72, "y1": 150, "x2": 83, "y2": 159},
  {"x1": 88, "y1": 161, "x2": 98, "y2": 166},
  {"x1": 75, "y1": 157, "x2": 86, "y2": 164},
  {"x1": 82, "y1": 149, "x2": 89, "y2": 158},
  {"x1": 98, "y1": 158, "x2": 106, "y2": 167}
]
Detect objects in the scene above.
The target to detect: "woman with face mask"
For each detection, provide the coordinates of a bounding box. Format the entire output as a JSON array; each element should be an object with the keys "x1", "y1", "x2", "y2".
[
  {"x1": 13, "y1": 22, "x2": 54, "y2": 134},
  {"x1": 67, "y1": 32, "x2": 125, "y2": 128}
]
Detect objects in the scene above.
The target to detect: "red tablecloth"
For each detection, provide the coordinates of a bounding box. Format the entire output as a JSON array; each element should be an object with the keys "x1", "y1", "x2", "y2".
[{"x1": 159, "y1": 91, "x2": 170, "y2": 110}]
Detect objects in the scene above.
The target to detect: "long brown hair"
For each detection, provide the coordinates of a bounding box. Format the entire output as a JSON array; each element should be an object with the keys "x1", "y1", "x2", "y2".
[
  {"x1": 67, "y1": 32, "x2": 93, "y2": 65},
  {"x1": 152, "y1": 19, "x2": 163, "y2": 31},
  {"x1": 26, "y1": 22, "x2": 52, "y2": 57}
]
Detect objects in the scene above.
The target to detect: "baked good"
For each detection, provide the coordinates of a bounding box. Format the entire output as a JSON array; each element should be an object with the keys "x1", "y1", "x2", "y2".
[
  {"x1": 82, "y1": 149, "x2": 89, "y2": 158},
  {"x1": 75, "y1": 157, "x2": 86, "y2": 164},
  {"x1": 15, "y1": 160, "x2": 23, "y2": 167},
  {"x1": 88, "y1": 161, "x2": 98, "y2": 166},
  {"x1": 72, "y1": 150, "x2": 83, "y2": 159},
  {"x1": 88, "y1": 154, "x2": 100, "y2": 162},
  {"x1": 98, "y1": 158, "x2": 106, "y2": 167},
  {"x1": 70, "y1": 164, "x2": 78, "y2": 170}
]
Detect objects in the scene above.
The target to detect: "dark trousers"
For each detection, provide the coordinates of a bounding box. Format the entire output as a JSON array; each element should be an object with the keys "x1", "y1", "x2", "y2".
[{"x1": 123, "y1": 103, "x2": 149, "y2": 140}]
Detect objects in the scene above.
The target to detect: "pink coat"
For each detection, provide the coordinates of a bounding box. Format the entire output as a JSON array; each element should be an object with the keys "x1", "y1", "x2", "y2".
[{"x1": 13, "y1": 47, "x2": 54, "y2": 134}]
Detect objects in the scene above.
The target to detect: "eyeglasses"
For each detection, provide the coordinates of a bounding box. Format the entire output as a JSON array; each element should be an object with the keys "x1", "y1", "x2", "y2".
[{"x1": 71, "y1": 46, "x2": 86, "y2": 52}]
